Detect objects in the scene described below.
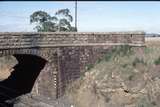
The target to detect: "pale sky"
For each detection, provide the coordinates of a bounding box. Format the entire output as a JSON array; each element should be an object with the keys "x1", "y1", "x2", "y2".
[{"x1": 0, "y1": 1, "x2": 160, "y2": 33}]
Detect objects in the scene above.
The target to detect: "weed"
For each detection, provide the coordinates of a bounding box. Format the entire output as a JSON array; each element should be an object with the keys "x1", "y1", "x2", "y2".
[
  {"x1": 132, "y1": 57, "x2": 146, "y2": 67},
  {"x1": 86, "y1": 64, "x2": 94, "y2": 71},
  {"x1": 96, "y1": 58, "x2": 103, "y2": 64},
  {"x1": 128, "y1": 74, "x2": 134, "y2": 81},
  {"x1": 118, "y1": 45, "x2": 133, "y2": 56},
  {"x1": 144, "y1": 47, "x2": 151, "y2": 54},
  {"x1": 104, "y1": 45, "x2": 133, "y2": 62},
  {"x1": 137, "y1": 97, "x2": 155, "y2": 107},
  {"x1": 122, "y1": 64, "x2": 128, "y2": 68},
  {"x1": 80, "y1": 72, "x2": 85, "y2": 78},
  {"x1": 104, "y1": 51, "x2": 113, "y2": 61}
]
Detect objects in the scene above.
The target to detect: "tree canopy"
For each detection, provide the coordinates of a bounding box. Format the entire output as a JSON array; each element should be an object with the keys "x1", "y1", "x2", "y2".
[{"x1": 30, "y1": 8, "x2": 77, "y2": 32}]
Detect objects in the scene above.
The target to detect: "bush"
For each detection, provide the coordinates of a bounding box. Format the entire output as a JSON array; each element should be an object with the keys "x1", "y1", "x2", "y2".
[
  {"x1": 122, "y1": 64, "x2": 128, "y2": 68},
  {"x1": 144, "y1": 47, "x2": 151, "y2": 54},
  {"x1": 104, "y1": 51, "x2": 113, "y2": 61},
  {"x1": 154, "y1": 57, "x2": 160, "y2": 65},
  {"x1": 128, "y1": 74, "x2": 134, "y2": 81},
  {"x1": 86, "y1": 64, "x2": 94, "y2": 71},
  {"x1": 104, "y1": 45, "x2": 133, "y2": 62},
  {"x1": 132, "y1": 57, "x2": 146, "y2": 67},
  {"x1": 137, "y1": 97, "x2": 155, "y2": 107},
  {"x1": 96, "y1": 58, "x2": 103, "y2": 64},
  {"x1": 118, "y1": 45, "x2": 133, "y2": 56}
]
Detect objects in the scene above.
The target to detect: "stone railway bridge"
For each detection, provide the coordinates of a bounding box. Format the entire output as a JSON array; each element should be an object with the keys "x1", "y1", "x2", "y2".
[{"x1": 0, "y1": 32, "x2": 145, "y2": 102}]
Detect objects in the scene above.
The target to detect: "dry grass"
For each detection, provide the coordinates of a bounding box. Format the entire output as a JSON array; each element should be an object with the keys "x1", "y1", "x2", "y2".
[
  {"x1": 66, "y1": 44, "x2": 160, "y2": 107},
  {"x1": 145, "y1": 37, "x2": 160, "y2": 46}
]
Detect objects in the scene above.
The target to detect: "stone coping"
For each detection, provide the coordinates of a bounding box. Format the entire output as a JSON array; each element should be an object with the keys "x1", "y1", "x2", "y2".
[{"x1": 0, "y1": 31, "x2": 145, "y2": 35}]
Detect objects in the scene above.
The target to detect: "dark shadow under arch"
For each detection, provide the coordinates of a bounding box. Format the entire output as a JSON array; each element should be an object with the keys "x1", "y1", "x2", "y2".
[{"x1": 0, "y1": 54, "x2": 47, "y2": 105}]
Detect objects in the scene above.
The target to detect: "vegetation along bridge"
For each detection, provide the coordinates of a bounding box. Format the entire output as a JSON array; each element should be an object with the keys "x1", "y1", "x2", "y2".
[{"x1": 0, "y1": 32, "x2": 145, "y2": 102}]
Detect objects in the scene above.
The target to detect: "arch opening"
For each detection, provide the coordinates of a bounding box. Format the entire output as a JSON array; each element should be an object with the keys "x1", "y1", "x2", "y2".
[{"x1": 0, "y1": 54, "x2": 47, "y2": 103}]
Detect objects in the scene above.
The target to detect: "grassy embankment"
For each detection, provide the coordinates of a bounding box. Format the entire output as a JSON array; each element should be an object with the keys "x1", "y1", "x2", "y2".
[{"x1": 66, "y1": 39, "x2": 160, "y2": 107}]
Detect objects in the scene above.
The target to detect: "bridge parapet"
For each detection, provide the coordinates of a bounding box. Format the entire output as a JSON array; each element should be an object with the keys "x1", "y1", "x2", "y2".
[{"x1": 0, "y1": 32, "x2": 145, "y2": 49}]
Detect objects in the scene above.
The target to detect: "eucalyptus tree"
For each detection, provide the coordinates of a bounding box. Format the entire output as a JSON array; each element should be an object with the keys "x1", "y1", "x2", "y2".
[{"x1": 30, "y1": 9, "x2": 77, "y2": 32}]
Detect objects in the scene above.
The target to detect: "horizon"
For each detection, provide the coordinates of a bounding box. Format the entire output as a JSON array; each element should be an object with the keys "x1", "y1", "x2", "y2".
[{"x1": 0, "y1": 1, "x2": 160, "y2": 33}]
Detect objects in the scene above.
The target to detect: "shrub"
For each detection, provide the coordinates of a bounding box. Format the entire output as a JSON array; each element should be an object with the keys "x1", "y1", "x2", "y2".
[
  {"x1": 144, "y1": 47, "x2": 150, "y2": 54},
  {"x1": 137, "y1": 97, "x2": 155, "y2": 107},
  {"x1": 154, "y1": 57, "x2": 160, "y2": 65},
  {"x1": 128, "y1": 74, "x2": 134, "y2": 81},
  {"x1": 96, "y1": 58, "x2": 103, "y2": 64},
  {"x1": 118, "y1": 45, "x2": 133, "y2": 56},
  {"x1": 104, "y1": 51, "x2": 113, "y2": 61},
  {"x1": 104, "y1": 45, "x2": 133, "y2": 62},
  {"x1": 86, "y1": 64, "x2": 94, "y2": 71},
  {"x1": 132, "y1": 57, "x2": 146, "y2": 67},
  {"x1": 122, "y1": 64, "x2": 128, "y2": 68}
]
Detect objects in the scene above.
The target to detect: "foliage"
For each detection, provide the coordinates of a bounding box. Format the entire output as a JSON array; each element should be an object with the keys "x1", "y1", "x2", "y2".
[
  {"x1": 154, "y1": 56, "x2": 160, "y2": 65},
  {"x1": 104, "y1": 45, "x2": 133, "y2": 62},
  {"x1": 104, "y1": 51, "x2": 113, "y2": 61},
  {"x1": 67, "y1": 44, "x2": 160, "y2": 107},
  {"x1": 132, "y1": 57, "x2": 146, "y2": 67},
  {"x1": 128, "y1": 74, "x2": 134, "y2": 81},
  {"x1": 144, "y1": 47, "x2": 151, "y2": 54},
  {"x1": 96, "y1": 58, "x2": 103, "y2": 64},
  {"x1": 86, "y1": 64, "x2": 94, "y2": 71},
  {"x1": 30, "y1": 8, "x2": 77, "y2": 32},
  {"x1": 122, "y1": 64, "x2": 128, "y2": 68},
  {"x1": 137, "y1": 97, "x2": 155, "y2": 107},
  {"x1": 113, "y1": 45, "x2": 133, "y2": 57}
]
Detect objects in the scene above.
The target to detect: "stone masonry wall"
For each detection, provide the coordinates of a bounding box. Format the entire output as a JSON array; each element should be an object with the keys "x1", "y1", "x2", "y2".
[
  {"x1": 56, "y1": 46, "x2": 113, "y2": 97},
  {"x1": 0, "y1": 32, "x2": 145, "y2": 49},
  {"x1": 0, "y1": 32, "x2": 145, "y2": 101}
]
